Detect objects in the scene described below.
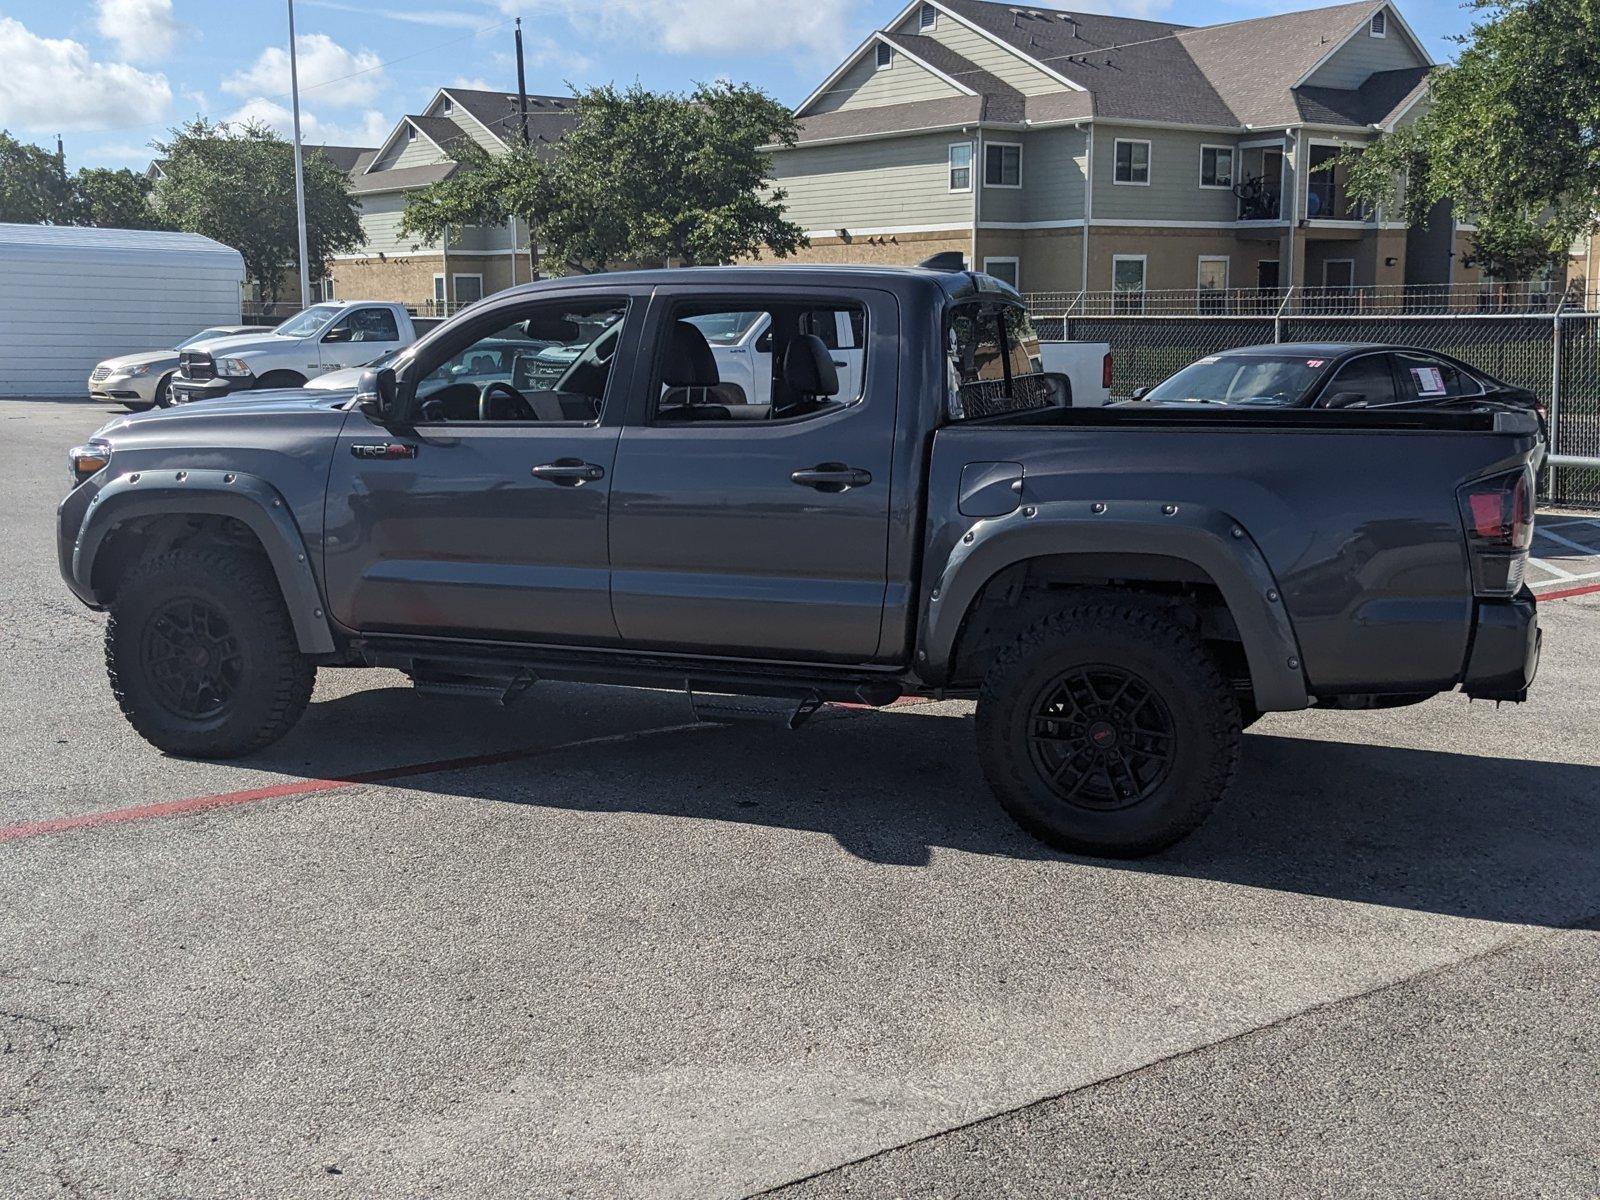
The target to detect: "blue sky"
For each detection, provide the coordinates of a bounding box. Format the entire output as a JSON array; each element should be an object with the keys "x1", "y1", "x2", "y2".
[{"x1": 1, "y1": 0, "x2": 1480, "y2": 171}]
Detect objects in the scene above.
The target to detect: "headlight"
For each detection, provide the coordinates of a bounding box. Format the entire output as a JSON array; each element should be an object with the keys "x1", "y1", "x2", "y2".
[
  {"x1": 69, "y1": 441, "x2": 112, "y2": 486},
  {"x1": 129, "y1": 364, "x2": 151, "y2": 377},
  {"x1": 216, "y1": 358, "x2": 253, "y2": 378}
]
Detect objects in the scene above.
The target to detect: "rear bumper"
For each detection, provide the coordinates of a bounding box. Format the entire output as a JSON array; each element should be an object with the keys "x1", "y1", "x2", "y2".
[{"x1": 1462, "y1": 591, "x2": 1540, "y2": 702}]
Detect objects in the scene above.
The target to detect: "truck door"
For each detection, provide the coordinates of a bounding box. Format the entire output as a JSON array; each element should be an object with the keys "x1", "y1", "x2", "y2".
[
  {"x1": 322, "y1": 294, "x2": 638, "y2": 644},
  {"x1": 320, "y1": 306, "x2": 405, "y2": 373},
  {"x1": 607, "y1": 287, "x2": 898, "y2": 663}
]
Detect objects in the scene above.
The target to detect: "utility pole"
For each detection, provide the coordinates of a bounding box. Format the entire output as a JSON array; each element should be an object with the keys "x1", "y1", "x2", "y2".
[
  {"x1": 287, "y1": 0, "x2": 312, "y2": 310},
  {"x1": 514, "y1": 18, "x2": 539, "y2": 281}
]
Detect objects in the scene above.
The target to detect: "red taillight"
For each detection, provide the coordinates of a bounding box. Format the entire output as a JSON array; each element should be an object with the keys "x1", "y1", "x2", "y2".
[
  {"x1": 1101, "y1": 352, "x2": 1113, "y2": 391},
  {"x1": 1457, "y1": 469, "x2": 1533, "y2": 597}
]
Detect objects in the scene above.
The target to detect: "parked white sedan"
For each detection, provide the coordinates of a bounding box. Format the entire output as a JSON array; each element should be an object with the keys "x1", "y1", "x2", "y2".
[{"x1": 88, "y1": 326, "x2": 271, "y2": 410}]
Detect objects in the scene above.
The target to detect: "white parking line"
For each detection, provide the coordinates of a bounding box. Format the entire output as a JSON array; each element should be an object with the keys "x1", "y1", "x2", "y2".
[{"x1": 1534, "y1": 527, "x2": 1600, "y2": 558}]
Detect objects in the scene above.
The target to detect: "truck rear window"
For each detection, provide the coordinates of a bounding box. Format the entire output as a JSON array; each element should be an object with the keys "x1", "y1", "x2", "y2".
[{"x1": 946, "y1": 303, "x2": 1048, "y2": 420}]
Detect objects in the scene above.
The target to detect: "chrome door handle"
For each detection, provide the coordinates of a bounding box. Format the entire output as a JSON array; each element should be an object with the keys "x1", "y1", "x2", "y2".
[{"x1": 531, "y1": 459, "x2": 605, "y2": 485}]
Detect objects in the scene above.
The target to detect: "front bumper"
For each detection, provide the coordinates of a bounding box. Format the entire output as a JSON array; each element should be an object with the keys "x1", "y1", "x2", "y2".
[
  {"x1": 171, "y1": 375, "x2": 251, "y2": 404},
  {"x1": 1462, "y1": 591, "x2": 1540, "y2": 702},
  {"x1": 88, "y1": 373, "x2": 161, "y2": 404}
]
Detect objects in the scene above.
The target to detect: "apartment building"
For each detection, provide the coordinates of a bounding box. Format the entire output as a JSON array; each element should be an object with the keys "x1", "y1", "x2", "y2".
[{"x1": 771, "y1": 0, "x2": 1481, "y2": 299}]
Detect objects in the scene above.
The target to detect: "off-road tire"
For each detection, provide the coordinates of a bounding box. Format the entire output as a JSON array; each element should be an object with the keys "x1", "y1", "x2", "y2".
[
  {"x1": 106, "y1": 547, "x2": 315, "y2": 758},
  {"x1": 975, "y1": 600, "x2": 1241, "y2": 858}
]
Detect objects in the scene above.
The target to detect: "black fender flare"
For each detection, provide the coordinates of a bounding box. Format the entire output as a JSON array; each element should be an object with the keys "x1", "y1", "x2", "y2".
[
  {"x1": 919, "y1": 500, "x2": 1310, "y2": 711},
  {"x1": 69, "y1": 468, "x2": 336, "y2": 655}
]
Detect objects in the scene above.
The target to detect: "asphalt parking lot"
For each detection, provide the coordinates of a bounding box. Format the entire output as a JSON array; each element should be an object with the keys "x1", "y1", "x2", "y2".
[{"x1": 4, "y1": 397, "x2": 1598, "y2": 1198}]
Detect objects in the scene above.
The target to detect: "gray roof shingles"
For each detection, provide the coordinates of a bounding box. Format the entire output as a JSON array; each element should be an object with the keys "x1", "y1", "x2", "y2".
[{"x1": 795, "y1": 0, "x2": 1432, "y2": 141}]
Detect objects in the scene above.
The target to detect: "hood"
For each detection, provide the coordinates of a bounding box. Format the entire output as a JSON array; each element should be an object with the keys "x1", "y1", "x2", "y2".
[
  {"x1": 95, "y1": 389, "x2": 346, "y2": 438},
  {"x1": 96, "y1": 349, "x2": 179, "y2": 373},
  {"x1": 305, "y1": 366, "x2": 366, "y2": 391},
  {"x1": 184, "y1": 331, "x2": 293, "y2": 358}
]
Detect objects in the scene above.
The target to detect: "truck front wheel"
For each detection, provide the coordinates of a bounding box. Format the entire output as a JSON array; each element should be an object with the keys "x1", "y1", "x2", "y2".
[
  {"x1": 975, "y1": 601, "x2": 1241, "y2": 858},
  {"x1": 106, "y1": 548, "x2": 316, "y2": 758}
]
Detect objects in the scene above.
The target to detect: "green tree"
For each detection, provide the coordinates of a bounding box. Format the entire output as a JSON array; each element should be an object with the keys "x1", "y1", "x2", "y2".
[
  {"x1": 401, "y1": 81, "x2": 806, "y2": 274},
  {"x1": 71, "y1": 167, "x2": 168, "y2": 230},
  {"x1": 152, "y1": 119, "x2": 363, "y2": 301},
  {"x1": 1344, "y1": 0, "x2": 1600, "y2": 278},
  {"x1": 0, "y1": 131, "x2": 72, "y2": 224}
]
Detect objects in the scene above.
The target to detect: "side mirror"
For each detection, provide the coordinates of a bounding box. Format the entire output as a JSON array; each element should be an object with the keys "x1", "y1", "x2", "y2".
[
  {"x1": 357, "y1": 366, "x2": 399, "y2": 420},
  {"x1": 1130, "y1": 386, "x2": 1151, "y2": 401},
  {"x1": 1323, "y1": 390, "x2": 1366, "y2": 409},
  {"x1": 323, "y1": 326, "x2": 352, "y2": 343}
]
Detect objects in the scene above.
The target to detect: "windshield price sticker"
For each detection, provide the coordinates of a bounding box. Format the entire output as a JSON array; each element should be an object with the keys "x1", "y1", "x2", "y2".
[{"x1": 1410, "y1": 365, "x2": 1447, "y2": 396}]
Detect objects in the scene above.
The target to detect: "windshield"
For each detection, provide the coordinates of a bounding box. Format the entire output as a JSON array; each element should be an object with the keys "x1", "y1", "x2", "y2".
[
  {"x1": 273, "y1": 305, "x2": 341, "y2": 338},
  {"x1": 1143, "y1": 354, "x2": 1328, "y2": 406}
]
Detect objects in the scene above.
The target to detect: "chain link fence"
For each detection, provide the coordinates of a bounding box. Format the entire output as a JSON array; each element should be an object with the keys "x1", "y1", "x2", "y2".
[{"x1": 1037, "y1": 306, "x2": 1600, "y2": 508}]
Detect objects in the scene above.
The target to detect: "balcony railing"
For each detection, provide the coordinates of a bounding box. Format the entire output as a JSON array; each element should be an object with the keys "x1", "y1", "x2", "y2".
[{"x1": 1024, "y1": 282, "x2": 1589, "y2": 319}]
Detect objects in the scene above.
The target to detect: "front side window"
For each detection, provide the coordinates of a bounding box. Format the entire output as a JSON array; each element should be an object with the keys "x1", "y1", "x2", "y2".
[
  {"x1": 949, "y1": 142, "x2": 973, "y2": 192},
  {"x1": 411, "y1": 298, "x2": 628, "y2": 423},
  {"x1": 1200, "y1": 145, "x2": 1234, "y2": 188},
  {"x1": 327, "y1": 307, "x2": 400, "y2": 343},
  {"x1": 652, "y1": 299, "x2": 869, "y2": 424},
  {"x1": 945, "y1": 303, "x2": 1047, "y2": 420},
  {"x1": 1114, "y1": 139, "x2": 1150, "y2": 184},
  {"x1": 1144, "y1": 353, "x2": 1326, "y2": 406},
  {"x1": 985, "y1": 143, "x2": 1022, "y2": 187},
  {"x1": 274, "y1": 305, "x2": 340, "y2": 338}
]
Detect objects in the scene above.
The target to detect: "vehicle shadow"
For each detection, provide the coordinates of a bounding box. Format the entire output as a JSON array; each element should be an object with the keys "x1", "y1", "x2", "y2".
[{"x1": 244, "y1": 688, "x2": 1600, "y2": 929}]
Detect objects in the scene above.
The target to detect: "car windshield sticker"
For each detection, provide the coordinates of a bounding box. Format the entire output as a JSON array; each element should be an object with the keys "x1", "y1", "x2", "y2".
[
  {"x1": 1198, "y1": 356, "x2": 1220, "y2": 364},
  {"x1": 1410, "y1": 365, "x2": 1446, "y2": 396},
  {"x1": 1305, "y1": 359, "x2": 1325, "y2": 368}
]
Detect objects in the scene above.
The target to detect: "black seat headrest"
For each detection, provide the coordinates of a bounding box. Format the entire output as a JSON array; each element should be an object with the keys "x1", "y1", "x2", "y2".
[
  {"x1": 783, "y1": 334, "x2": 839, "y2": 397},
  {"x1": 663, "y1": 321, "x2": 719, "y2": 388}
]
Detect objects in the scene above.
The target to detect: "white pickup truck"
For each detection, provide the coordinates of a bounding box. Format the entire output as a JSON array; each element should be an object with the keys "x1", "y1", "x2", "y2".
[
  {"x1": 1040, "y1": 340, "x2": 1113, "y2": 406},
  {"x1": 170, "y1": 301, "x2": 418, "y2": 403}
]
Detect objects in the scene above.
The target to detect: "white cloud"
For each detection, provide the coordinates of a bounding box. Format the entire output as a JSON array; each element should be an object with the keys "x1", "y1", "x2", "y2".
[
  {"x1": 450, "y1": 76, "x2": 497, "y2": 91},
  {"x1": 514, "y1": 0, "x2": 863, "y2": 60},
  {"x1": 301, "y1": 1, "x2": 484, "y2": 28},
  {"x1": 225, "y1": 97, "x2": 392, "y2": 147},
  {"x1": 0, "y1": 17, "x2": 171, "y2": 132},
  {"x1": 222, "y1": 33, "x2": 386, "y2": 107},
  {"x1": 95, "y1": 0, "x2": 180, "y2": 63}
]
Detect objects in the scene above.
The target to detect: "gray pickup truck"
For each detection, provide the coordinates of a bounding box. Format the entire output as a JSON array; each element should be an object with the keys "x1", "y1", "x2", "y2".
[{"x1": 59, "y1": 266, "x2": 1541, "y2": 856}]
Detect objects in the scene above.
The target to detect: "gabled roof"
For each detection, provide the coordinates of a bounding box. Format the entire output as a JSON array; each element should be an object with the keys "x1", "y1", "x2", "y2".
[
  {"x1": 440, "y1": 88, "x2": 578, "y2": 147},
  {"x1": 304, "y1": 144, "x2": 377, "y2": 173},
  {"x1": 347, "y1": 161, "x2": 461, "y2": 196},
  {"x1": 880, "y1": 31, "x2": 1024, "y2": 120}
]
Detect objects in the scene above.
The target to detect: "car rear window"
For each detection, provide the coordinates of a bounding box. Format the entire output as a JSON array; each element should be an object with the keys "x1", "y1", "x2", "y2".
[
  {"x1": 1143, "y1": 354, "x2": 1327, "y2": 407},
  {"x1": 945, "y1": 303, "x2": 1048, "y2": 420}
]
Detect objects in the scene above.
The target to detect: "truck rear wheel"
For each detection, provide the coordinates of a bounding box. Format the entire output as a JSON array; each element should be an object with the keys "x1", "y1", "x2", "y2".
[
  {"x1": 106, "y1": 548, "x2": 316, "y2": 758},
  {"x1": 975, "y1": 601, "x2": 1241, "y2": 858}
]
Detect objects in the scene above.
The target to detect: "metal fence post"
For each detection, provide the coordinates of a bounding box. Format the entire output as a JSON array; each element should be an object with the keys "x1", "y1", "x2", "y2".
[
  {"x1": 1273, "y1": 287, "x2": 1296, "y2": 344},
  {"x1": 1547, "y1": 296, "x2": 1565, "y2": 501}
]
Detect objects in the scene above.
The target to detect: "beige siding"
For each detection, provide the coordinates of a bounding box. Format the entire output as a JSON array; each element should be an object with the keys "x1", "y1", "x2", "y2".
[
  {"x1": 1304, "y1": 8, "x2": 1426, "y2": 89},
  {"x1": 1022, "y1": 127, "x2": 1086, "y2": 223},
  {"x1": 893, "y1": 9, "x2": 1063, "y2": 96},
  {"x1": 771, "y1": 133, "x2": 976, "y2": 231},
  {"x1": 429, "y1": 95, "x2": 503, "y2": 154},
  {"x1": 809, "y1": 48, "x2": 965, "y2": 114},
  {"x1": 1092, "y1": 126, "x2": 1239, "y2": 223},
  {"x1": 370, "y1": 130, "x2": 448, "y2": 174}
]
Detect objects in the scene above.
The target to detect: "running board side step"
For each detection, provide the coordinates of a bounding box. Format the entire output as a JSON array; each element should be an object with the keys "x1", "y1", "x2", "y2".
[
  {"x1": 687, "y1": 690, "x2": 825, "y2": 730},
  {"x1": 409, "y1": 671, "x2": 537, "y2": 706}
]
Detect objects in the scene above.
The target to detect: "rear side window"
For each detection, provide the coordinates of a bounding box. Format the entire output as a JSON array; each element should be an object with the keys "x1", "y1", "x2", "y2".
[
  {"x1": 945, "y1": 303, "x2": 1047, "y2": 420},
  {"x1": 1322, "y1": 354, "x2": 1397, "y2": 407},
  {"x1": 1394, "y1": 353, "x2": 1482, "y2": 401}
]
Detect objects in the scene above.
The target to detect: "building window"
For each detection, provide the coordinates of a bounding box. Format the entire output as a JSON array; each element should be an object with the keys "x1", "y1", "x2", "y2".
[
  {"x1": 918, "y1": 2, "x2": 937, "y2": 30},
  {"x1": 453, "y1": 274, "x2": 484, "y2": 306},
  {"x1": 406, "y1": 124, "x2": 416, "y2": 141},
  {"x1": 876, "y1": 41, "x2": 893, "y2": 70},
  {"x1": 984, "y1": 143, "x2": 1022, "y2": 188},
  {"x1": 442, "y1": 96, "x2": 453, "y2": 114},
  {"x1": 1369, "y1": 9, "x2": 1386, "y2": 36},
  {"x1": 983, "y1": 257, "x2": 1020, "y2": 289},
  {"x1": 1112, "y1": 255, "x2": 1147, "y2": 312},
  {"x1": 1200, "y1": 145, "x2": 1234, "y2": 189},
  {"x1": 432, "y1": 274, "x2": 446, "y2": 303},
  {"x1": 949, "y1": 142, "x2": 973, "y2": 192},
  {"x1": 1113, "y1": 139, "x2": 1150, "y2": 185},
  {"x1": 1197, "y1": 257, "x2": 1228, "y2": 310}
]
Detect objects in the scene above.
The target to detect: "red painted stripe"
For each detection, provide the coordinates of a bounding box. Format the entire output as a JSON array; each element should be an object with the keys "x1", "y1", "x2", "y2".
[
  {"x1": 0, "y1": 724, "x2": 700, "y2": 846},
  {"x1": 1537, "y1": 582, "x2": 1600, "y2": 602}
]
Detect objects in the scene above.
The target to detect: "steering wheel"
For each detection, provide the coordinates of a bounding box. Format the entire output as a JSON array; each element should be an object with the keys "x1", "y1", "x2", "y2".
[{"x1": 479, "y1": 381, "x2": 536, "y2": 422}]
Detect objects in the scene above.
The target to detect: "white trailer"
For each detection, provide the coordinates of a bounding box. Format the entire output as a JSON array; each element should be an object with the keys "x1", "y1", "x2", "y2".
[{"x1": 0, "y1": 224, "x2": 245, "y2": 398}]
